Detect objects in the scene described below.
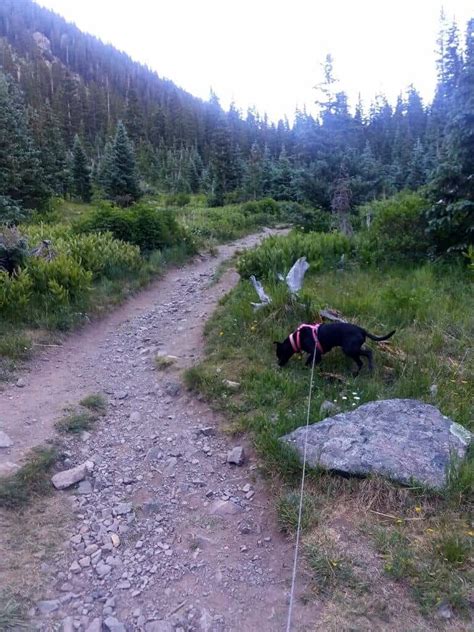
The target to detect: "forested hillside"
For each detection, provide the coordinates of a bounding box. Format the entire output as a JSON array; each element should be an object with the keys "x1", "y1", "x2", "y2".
[{"x1": 0, "y1": 0, "x2": 472, "y2": 251}]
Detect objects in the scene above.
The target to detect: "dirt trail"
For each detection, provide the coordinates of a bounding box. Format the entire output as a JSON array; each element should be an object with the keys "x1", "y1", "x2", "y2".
[{"x1": 1, "y1": 229, "x2": 322, "y2": 631}]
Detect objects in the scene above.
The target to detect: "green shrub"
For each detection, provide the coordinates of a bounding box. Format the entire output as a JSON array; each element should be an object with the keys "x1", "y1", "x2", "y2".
[
  {"x1": 280, "y1": 202, "x2": 332, "y2": 233},
  {"x1": 164, "y1": 193, "x2": 191, "y2": 207},
  {"x1": 242, "y1": 197, "x2": 280, "y2": 222},
  {"x1": 357, "y1": 192, "x2": 431, "y2": 264},
  {"x1": 237, "y1": 231, "x2": 352, "y2": 279},
  {"x1": 56, "y1": 233, "x2": 141, "y2": 279},
  {"x1": 76, "y1": 202, "x2": 194, "y2": 252},
  {"x1": 0, "y1": 270, "x2": 32, "y2": 318},
  {"x1": 26, "y1": 255, "x2": 92, "y2": 323}
]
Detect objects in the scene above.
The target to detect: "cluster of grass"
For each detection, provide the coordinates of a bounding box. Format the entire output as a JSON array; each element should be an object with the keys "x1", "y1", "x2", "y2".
[
  {"x1": 179, "y1": 197, "x2": 282, "y2": 249},
  {"x1": 372, "y1": 520, "x2": 473, "y2": 614},
  {"x1": 55, "y1": 393, "x2": 107, "y2": 433},
  {"x1": 0, "y1": 590, "x2": 28, "y2": 630},
  {"x1": 185, "y1": 231, "x2": 473, "y2": 620},
  {"x1": 0, "y1": 446, "x2": 59, "y2": 509}
]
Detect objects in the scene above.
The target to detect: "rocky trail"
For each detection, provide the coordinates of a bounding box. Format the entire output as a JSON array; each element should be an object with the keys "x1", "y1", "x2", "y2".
[{"x1": 1, "y1": 229, "x2": 321, "y2": 631}]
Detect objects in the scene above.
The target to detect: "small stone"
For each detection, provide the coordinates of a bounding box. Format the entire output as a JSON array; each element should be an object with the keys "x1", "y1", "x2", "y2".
[
  {"x1": 62, "y1": 616, "x2": 74, "y2": 632},
  {"x1": 113, "y1": 502, "x2": 133, "y2": 516},
  {"x1": 430, "y1": 384, "x2": 438, "y2": 397},
  {"x1": 200, "y1": 426, "x2": 216, "y2": 437},
  {"x1": 85, "y1": 618, "x2": 103, "y2": 632},
  {"x1": 16, "y1": 378, "x2": 26, "y2": 388},
  {"x1": 117, "y1": 581, "x2": 131, "y2": 589},
  {"x1": 242, "y1": 483, "x2": 251, "y2": 493},
  {"x1": 115, "y1": 391, "x2": 128, "y2": 400},
  {"x1": 81, "y1": 431, "x2": 91, "y2": 442},
  {"x1": 145, "y1": 621, "x2": 174, "y2": 632},
  {"x1": 130, "y1": 411, "x2": 141, "y2": 423},
  {"x1": 135, "y1": 540, "x2": 144, "y2": 549},
  {"x1": 163, "y1": 457, "x2": 178, "y2": 476},
  {"x1": 146, "y1": 446, "x2": 162, "y2": 462},
  {"x1": 222, "y1": 379, "x2": 240, "y2": 390},
  {"x1": 437, "y1": 602, "x2": 453, "y2": 620},
  {"x1": 77, "y1": 480, "x2": 93, "y2": 495},
  {"x1": 69, "y1": 561, "x2": 81, "y2": 574},
  {"x1": 95, "y1": 561, "x2": 111, "y2": 578},
  {"x1": 111, "y1": 533, "x2": 120, "y2": 548},
  {"x1": 51, "y1": 461, "x2": 94, "y2": 490},
  {"x1": 37, "y1": 599, "x2": 60, "y2": 614},
  {"x1": 0, "y1": 431, "x2": 13, "y2": 448},
  {"x1": 245, "y1": 490, "x2": 255, "y2": 500},
  {"x1": 59, "y1": 582, "x2": 74, "y2": 592},
  {"x1": 209, "y1": 500, "x2": 243, "y2": 516},
  {"x1": 78, "y1": 556, "x2": 91, "y2": 568},
  {"x1": 142, "y1": 500, "x2": 161, "y2": 515},
  {"x1": 164, "y1": 381, "x2": 181, "y2": 397},
  {"x1": 227, "y1": 446, "x2": 245, "y2": 466},
  {"x1": 104, "y1": 616, "x2": 126, "y2": 632}
]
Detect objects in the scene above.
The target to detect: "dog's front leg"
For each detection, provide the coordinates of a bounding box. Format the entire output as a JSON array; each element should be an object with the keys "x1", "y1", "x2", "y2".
[{"x1": 305, "y1": 349, "x2": 321, "y2": 368}]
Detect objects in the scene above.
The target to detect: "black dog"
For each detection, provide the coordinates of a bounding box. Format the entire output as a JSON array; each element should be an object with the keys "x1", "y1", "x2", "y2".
[{"x1": 275, "y1": 322, "x2": 395, "y2": 375}]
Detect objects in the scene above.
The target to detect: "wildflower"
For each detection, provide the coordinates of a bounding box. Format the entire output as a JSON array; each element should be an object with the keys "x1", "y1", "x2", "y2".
[
  {"x1": 219, "y1": 331, "x2": 224, "y2": 336},
  {"x1": 342, "y1": 396, "x2": 347, "y2": 400},
  {"x1": 415, "y1": 506, "x2": 421, "y2": 513}
]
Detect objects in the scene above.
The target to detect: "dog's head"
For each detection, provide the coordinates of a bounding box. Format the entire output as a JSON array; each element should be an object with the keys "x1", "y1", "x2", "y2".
[{"x1": 274, "y1": 339, "x2": 293, "y2": 367}]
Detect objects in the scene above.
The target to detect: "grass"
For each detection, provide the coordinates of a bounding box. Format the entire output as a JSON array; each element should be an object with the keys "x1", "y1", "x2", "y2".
[
  {"x1": 185, "y1": 240, "x2": 473, "y2": 622},
  {"x1": 55, "y1": 410, "x2": 97, "y2": 434},
  {"x1": 79, "y1": 392, "x2": 107, "y2": 413},
  {"x1": 56, "y1": 393, "x2": 107, "y2": 432},
  {"x1": 0, "y1": 591, "x2": 28, "y2": 630},
  {"x1": 0, "y1": 446, "x2": 59, "y2": 509},
  {"x1": 154, "y1": 354, "x2": 177, "y2": 370},
  {"x1": 305, "y1": 539, "x2": 358, "y2": 593},
  {"x1": 276, "y1": 490, "x2": 319, "y2": 534}
]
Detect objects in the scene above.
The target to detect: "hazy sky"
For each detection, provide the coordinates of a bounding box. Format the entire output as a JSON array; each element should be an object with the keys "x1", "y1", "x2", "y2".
[{"x1": 36, "y1": 0, "x2": 472, "y2": 121}]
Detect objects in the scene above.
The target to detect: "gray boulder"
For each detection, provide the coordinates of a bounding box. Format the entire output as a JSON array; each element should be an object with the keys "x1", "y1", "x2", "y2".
[
  {"x1": 281, "y1": 399, "x2": 471, "y2": 490},
  {"x1": 51, "y1": 460, "x2": 94, "y2": 490}
]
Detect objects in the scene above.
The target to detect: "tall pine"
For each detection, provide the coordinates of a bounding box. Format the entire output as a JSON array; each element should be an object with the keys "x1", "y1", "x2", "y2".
[
  {"x1": 101, "y1": 121, "x2": 141, "y2": 206},
  {"x1": 72, "y1": 134, "x2": 92, "y2": 202}
]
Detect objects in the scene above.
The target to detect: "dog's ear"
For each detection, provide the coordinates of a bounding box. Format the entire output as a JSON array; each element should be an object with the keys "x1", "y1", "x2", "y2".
[{"x1": 273, "y1": 341, "x2": 279, "y2": 345}]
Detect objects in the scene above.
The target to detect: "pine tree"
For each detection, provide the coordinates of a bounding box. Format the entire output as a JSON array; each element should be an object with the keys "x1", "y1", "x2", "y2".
[
  {"x1": 71, "y1": 134, "x2": 92, "y2": 202},
  {"x1": 0, "y1": 71, "x2": 49, "y2": 221},
  {"x1": 406, "y1": 139, "x2": 427, "y2": 189},
  {"x1": 331, "y1": 170, "x2": 353, "y2": 237},
  {"x1": 102, "y1": 121, "x2": 141, "y2": 205},
  {"x1": 427, "y1": 19, "x2": 474, "y2": 252},
  {"x1": 242, "y1": 142, "x2": 264, "y2": 200}
]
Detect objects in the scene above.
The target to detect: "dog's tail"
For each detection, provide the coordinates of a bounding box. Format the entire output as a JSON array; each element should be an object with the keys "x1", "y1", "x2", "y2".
[{"x1": 365, "y1": 329, "x2": 396, "y2": 342}]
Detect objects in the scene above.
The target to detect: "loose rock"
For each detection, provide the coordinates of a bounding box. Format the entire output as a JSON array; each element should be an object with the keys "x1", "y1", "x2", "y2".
[
  {"x1": 227, "y1": 446, "x2": 245, "y2": 465},
  {"x1": 37, "y1": 599, "x2": 60, "y2": 614},
  {"x1": 104, "y1": 616, "x2": 126, "y2": 632},
  {"x1": 0, "y1": 431, "x2": 13, "y2": 448},
  {"x1": 281, "y1": 399, "x2": 472, "y2": 489},
  {"x1": 51, "y1": 461, "x2": 94, "y2": 490}
]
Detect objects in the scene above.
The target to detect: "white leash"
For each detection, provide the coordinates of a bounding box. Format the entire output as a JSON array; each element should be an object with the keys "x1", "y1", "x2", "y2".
[{"x1": 286, "y1": 350, "x2": 317, "y2": 632}]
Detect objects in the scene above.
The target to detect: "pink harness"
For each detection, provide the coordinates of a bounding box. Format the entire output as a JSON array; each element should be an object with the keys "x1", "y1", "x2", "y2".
[{"x1": 289, "y1": 323, "x2": 324, "y2": 355}]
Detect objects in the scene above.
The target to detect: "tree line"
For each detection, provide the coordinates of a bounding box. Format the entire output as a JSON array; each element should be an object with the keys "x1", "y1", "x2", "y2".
[{"x1": 0, "y1": 0, "x2": 472, "y2": 251}]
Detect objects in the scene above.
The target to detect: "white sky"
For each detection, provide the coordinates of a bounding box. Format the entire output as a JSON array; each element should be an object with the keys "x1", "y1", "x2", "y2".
[{"x1": 36, "y1": 0, "x2": 472, "y2": 122}]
